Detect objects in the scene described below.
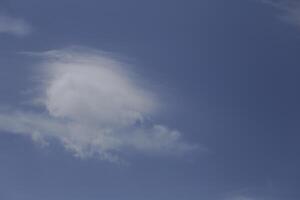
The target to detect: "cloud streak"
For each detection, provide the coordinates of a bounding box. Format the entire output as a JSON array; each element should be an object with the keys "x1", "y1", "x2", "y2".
[
  {"x1": 0, "y1": 47, "x2": 196, "y2": 162},
  {"x1": 0, "y1": 13, "x2": 32, "y2": 36},
  {"x1": 263, "y1": 0, "x2": 300, "y2": 27}
]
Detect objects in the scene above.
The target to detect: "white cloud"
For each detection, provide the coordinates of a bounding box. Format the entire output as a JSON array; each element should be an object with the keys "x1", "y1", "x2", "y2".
[
  {"x1": 0, "y1": 47, "x2": 196, "y2": 162},
  {"x1": 0, "y1": 14, "x2": 32, "y2": 36},
  {"x1": 263, "y1": 0, "x2": 300, "y2": 27}
]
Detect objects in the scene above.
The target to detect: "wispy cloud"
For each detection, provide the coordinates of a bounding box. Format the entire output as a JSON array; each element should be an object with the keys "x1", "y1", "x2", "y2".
[
  {"x1": 0, "y1": 47, "x2": 197, "y2": 162},
  {"x1": 263, "y1": 0, "x2": 300, "y2": 27},
  {"x1": 222, "y1": 186, "x2": 274, "y2": 200},
  {"x1": 0, "y1": 13, "x2": 32, "y2": 36}
]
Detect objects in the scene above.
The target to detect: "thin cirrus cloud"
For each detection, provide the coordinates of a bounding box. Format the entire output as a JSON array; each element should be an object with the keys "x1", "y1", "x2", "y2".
[
  {"x1": 0, "y1": 13, "x2": 32, "y2": 36},
  {"x1": 263, "y1": 0, "x2": 300, "y2": 27},
  {"x1": 0, "y1": 47, "x2": 197, "y2": 162}
]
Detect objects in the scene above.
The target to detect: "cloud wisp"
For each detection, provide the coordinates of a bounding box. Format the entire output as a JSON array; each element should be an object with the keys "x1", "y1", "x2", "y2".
[
  {"x1": 263, "y1": 0, "x2": 300, "y2": 27},
  {"x1": 0, "y1": 13, "x2": 32, "y2": 36},
  {"x1": 0, "y1": 47, "x2": 196, "y2": 162}
]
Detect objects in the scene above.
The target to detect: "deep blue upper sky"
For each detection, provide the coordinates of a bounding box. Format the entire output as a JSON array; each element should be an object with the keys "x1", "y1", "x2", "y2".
[{"x1": 1, "y1": 0, "x2": 300, "y2": 199}]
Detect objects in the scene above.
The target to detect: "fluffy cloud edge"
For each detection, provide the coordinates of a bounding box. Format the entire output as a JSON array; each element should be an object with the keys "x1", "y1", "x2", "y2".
[
  {"x1": 0, "y1": 13, "x2": 32, "y2": 36},
  {"x1": 0, "y1": 47, "x2": 198, "y2": 162}
]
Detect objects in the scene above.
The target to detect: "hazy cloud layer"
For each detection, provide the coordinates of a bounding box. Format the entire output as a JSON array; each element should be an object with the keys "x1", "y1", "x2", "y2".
[
  {"x1": 0, "y1": 47, "x2": 196, "y2": 162},
  {"x1": 263, "y1": 0, "x2": 300, "y2": 27},
  {"x1": 0, "y1": 14, "x2": 32, "y2": 36}
]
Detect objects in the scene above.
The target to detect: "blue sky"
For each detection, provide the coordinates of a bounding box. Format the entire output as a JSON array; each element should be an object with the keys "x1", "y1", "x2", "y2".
[{"x1": 1, "y1": 0, "x2": 300, "y2": 199}]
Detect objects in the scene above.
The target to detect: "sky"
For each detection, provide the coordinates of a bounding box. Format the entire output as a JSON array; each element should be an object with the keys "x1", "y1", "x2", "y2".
[{"x1": 0, "y1": 0, "x2": 300, "y2": 199}]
